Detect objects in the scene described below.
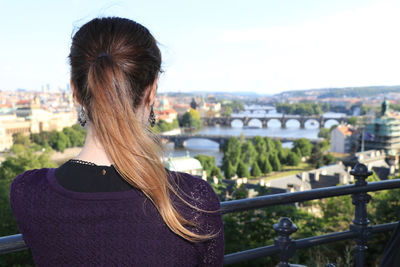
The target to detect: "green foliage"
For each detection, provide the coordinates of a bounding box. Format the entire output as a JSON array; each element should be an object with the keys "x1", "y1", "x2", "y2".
[
  {"x1": 322, "y1": 154, "x2": 335, "y2": 166},
  {"x1": 258, "y1": 153, "x2": 273, "y2": 174},
  {"x1": 237, "y1": 161, "x2": 250, "y2": 178},
  {"x1": 221, "y1": 100, "x2": 244, "y2": 116},
  {"x1": 222, "y1": 138, "x2": 242, "y2": 169},
  {"x1": 292, "y1": 138, "x2": 312, "y2": 157},
  {"x1": 195, "y1": 154, "x2": 220, "y2": 179},
  {"x1": 318, "y1": 128, "x2": 331, "y2": 140},
  {"x1": 318, "y1": 140, "x2": 331, "y2": 153},
  {"x1": 154, "y1": 119, "x2": 179, "y2": 133},
  {"x1": 253, "y1": 136, "x2": 266, "y2": 154},
  {"x1": 178, "y1": 109, "x2": 202, "y2": 129},
  {"x1": 240, "y1": 140, "x2": 257, "y2": 166},
  {"x1": 264, "y1": 137, "x2": 276, "y2": 153},
  {"x1": 12, "y1": 133, "x2": 31, "y2": 147},
  {"x1": 286, "y1": 151, "x2": 301, "y2": 166},
  {"x1": 269, "y1": 153, "x2": 281, "y2": 171},
  {"x1": 224, "y1": 161, "x2": 236, "y2": 179},
  {"x1": 30, "y1": 124, "x2": 86, "y2": 151},
  {"x1": 348, "y1": 116, "x2": 358, "y2": 125},
  {"x1": 276, "y1": 102, "x2": 325, "y2": 116},
  {"x1": 211, "y1": 166, "x2": 223, "y2": 179},
  {"x1": 250, "y1": 162, "x2": 261, "y2": 177},
  {"x1": 222, "y1": 106, "x2": 233, "y2": 117},
  {"x1": 273, "y1": 139, "x2": 282, "y2": 151}
]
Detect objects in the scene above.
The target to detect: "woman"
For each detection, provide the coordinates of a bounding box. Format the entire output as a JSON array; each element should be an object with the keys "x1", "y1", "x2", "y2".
[{"x1": 10, "y1": 17, "x2": 224, "y2": 266}]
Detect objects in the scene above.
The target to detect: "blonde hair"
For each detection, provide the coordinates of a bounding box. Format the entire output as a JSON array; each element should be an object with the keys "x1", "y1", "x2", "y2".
[{"x1": 69, "y1": 17, "x2": 212, "y2": 242}]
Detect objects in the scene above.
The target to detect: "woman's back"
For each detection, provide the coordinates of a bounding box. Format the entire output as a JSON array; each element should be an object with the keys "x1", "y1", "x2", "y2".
[{"x1": 10, "y1": 166, "x2": 223, "y2": 266}]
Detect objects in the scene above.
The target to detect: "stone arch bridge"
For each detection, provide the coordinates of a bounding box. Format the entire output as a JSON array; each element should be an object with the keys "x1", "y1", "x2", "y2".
[
  {"x1": 160, "y1": 134, "x2": 319, "y2": 149},
  {"x1": 201, "y1": 115, "x2": 349, "y2": 129}
]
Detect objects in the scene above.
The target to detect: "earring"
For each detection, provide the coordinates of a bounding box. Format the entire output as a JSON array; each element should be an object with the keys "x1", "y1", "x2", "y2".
[
  {"x1": 78, "y1": 106, "x2": 87, "y2": 127},
  {"x1": 148, "y1": 105, "x2": 156, "y2": 127}
]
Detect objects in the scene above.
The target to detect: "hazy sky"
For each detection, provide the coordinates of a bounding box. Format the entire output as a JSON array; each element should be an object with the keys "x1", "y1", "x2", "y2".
[{"x1": 1, "y1": 0, "x2": 399, "y2": 94}]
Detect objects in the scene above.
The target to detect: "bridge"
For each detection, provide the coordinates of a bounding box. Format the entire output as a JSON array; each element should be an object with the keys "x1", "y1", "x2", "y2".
[
  {"x1": 160, "y1": 133, "x2": 319, "y2": 149},
  {"x1": 201, "y1": 115, "x2": 349, "y2": 129},
  {"x1": 243, "y1": 105, "x2": 275, "y2": 113}
]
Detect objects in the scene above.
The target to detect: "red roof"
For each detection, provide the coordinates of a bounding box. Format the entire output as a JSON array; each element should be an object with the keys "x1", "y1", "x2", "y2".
[{"x1": 337, "y1": 125, "x2": 354, "y2": 136}]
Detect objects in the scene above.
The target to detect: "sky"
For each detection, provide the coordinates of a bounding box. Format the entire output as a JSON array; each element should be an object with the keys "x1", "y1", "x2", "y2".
[{"x1": 1, "y1": 0, "x2": 400, "y2": 94}]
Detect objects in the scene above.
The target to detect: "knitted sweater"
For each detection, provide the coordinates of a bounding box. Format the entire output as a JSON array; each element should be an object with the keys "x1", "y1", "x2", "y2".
[{"x1": 10, "y1": 168, "x2": 224, "y2": 266}]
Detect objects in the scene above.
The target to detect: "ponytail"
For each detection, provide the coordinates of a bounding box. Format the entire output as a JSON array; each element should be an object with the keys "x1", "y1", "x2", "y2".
[{"x1": 85, "y1": 54, "x2": 210, "y2": 242}]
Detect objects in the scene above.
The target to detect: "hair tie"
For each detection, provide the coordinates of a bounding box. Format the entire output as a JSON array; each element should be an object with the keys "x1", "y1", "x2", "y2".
[{"x1": 97, "y1": 53, "x2": 110, "y2": 59}]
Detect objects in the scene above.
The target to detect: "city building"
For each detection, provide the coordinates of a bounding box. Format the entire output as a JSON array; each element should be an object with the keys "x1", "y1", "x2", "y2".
[
  {"x1": 154, "y1": 109, "x2": 178, "y2": 123},
  {"x1": 330, "y1": 125, "x2": 359, "y2": 153},
  {"x1": 163, "y1": 154, "x2": 206, "y2": 179},
  {"x1": 0, "y1": 114, "x2": 31, "y2": 151},
  {"x1": 364, "y1": 100, "x2": 400, "y2": 155}
]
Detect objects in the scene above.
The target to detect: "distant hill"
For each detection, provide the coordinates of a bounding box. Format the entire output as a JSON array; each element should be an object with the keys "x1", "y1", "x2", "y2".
[{"x1": 276, "y1": 85, "x2": 400, "y2": 98}]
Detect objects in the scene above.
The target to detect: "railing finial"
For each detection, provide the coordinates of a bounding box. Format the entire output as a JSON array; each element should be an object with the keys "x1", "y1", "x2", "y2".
[
  {"x1": 274, "y1": 217, "x2": 298, "y2": 267},
  {"x1": 350, "y1": 163, "x2": 372, "y2": 267}
]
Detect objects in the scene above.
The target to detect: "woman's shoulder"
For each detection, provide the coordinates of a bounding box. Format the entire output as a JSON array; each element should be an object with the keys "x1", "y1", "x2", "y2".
[
  {"x1": 10, "y1": 168, "x2": 52, "y2": 199},
  {"x1": 167, "y1": 171, "x2": 220, "y2": 211}
]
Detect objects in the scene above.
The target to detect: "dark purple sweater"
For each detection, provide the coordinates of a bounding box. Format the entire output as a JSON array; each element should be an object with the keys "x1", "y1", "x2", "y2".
[{"x1": 10, "y1": 168, "x2": 224, "y2": 266}]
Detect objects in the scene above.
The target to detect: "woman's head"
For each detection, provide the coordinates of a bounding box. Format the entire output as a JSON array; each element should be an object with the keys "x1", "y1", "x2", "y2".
[
  {"x1": 69, "y1": 17, "x2": 161, "y2": 124},
  {"x1": 68, "y1": 17, "x2": 211, "y2": 242}
]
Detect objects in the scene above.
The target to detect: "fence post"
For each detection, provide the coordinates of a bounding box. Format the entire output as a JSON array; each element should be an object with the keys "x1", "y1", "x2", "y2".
[
  {"x1": 274, "y1": 217, "x2": 298, "y2": 267},
  {"x1": 350, "y1": 163, "x2": 372, "y2": 267}
]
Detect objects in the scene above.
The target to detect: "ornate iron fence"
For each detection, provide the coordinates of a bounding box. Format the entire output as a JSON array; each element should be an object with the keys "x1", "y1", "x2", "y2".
[{"x1": 1, "y1": 163, "x2": 399, "y2": 266}]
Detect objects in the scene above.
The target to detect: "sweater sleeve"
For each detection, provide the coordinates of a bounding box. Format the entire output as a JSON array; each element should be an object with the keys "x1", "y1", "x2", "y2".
[
  {"x1": 196, "y1": 180, "x2": 224, "y2": 267},
  {"x1": 171, "y1": 172, "x2": 224, "y2": 266}
]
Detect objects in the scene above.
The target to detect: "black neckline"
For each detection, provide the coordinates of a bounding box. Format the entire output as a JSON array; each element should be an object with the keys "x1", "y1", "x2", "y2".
[
  {"x1": 55, "y1": 159, "x2": 133, "y2": 193},
  {"x1": 68, "y1": 159, "x2": 114, "y2": 168}
]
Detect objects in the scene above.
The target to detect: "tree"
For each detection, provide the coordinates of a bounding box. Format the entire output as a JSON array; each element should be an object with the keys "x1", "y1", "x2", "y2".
[
  {"x1": 273, "y1": 139, "x2": 282, "y2": 151},
  {"x1": 348, "y1": 116, "x2": 358, "y2": 126},
  {"x1": 237, "y1": 161, "x2": 250, "y2": 178},
  {"x1": 322, "y1": 153, "x2": 335, "y2": 165},
  {"x1": 263, "y1": 157, "x2": 273, "y2": 174},
  {"x1": 253, "y1": 136, "x2": 266, "y2": 154},
  {"x1": 309, "y1": 145, "x2": 324, "y2": 168},
  {"x1": 251, "y1": 162, "x2": 261, "y2": 177},
  {"x1": 318, "y1": 128, "x2": 331, "y2": 140},
  {"x1": 286, "y1": 151, "x2": 300, "y2": 166},
  {"x1": 12, "y1": 133, "x2": 30, "y2": 147},
  {"x1": 224, "y1": 161, "x2": 236, "y2": 179},
  {"x1": 211, "y1": 166, "x2": 223, "y2": 179},
  {"x1": 292, "y1": 138, "x2": 312, "y2": 157},
  {"x1": 223, "y1": 106, "x2": 232, "y2": 117},
  {"x1": 269, "y1": 153, "x2": 281, "y2": 171},
  {"x1": 179, "y1": 109, "x2": 202, "y2": 130},
  {"x1": 222, "y1": 137, "x2": 242, "y2": 168},
  {"x1": 264, "y1": 137, "x2": 276, "y2": 153},
  {"x1": 63, "y1": 126, "x2": 85, "y2": 147},
  {"x1": 195, "y1": 154, "x2": 217, "y2": 178},
  {"x1": 241, "y1": 140, "x2": 258, "y2": 166}
]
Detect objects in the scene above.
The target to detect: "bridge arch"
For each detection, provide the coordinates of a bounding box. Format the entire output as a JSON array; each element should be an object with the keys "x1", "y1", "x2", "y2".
[
  {"x1": 231, "y1": 119, "x2": 244, "y2": 128},
  {"x1": 304, "y1": 119, "x2": 320, "y2": 129},
  {"x1": 285, "y1": 119, "x2": 301, "y2": 128},
  {"x1": 323, "y1": 119, "x2": 340, "y2": 129},
  {"x1": 247, "y1": 118, "x2": 262, "y2": 128},
  {"x1": 267, "y1": 118, "x2": 282, "y2": 128}
]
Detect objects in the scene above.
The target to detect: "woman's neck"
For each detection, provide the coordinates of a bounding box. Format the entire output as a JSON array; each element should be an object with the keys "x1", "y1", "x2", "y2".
[{"x1": 74, "y1": 123, "x2": 113, "y2": 166}]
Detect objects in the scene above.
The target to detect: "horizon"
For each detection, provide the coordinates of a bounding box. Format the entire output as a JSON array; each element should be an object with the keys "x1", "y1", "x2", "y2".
[{"x1": 1, "y1": 0, "x2": 400, "y2": 94}]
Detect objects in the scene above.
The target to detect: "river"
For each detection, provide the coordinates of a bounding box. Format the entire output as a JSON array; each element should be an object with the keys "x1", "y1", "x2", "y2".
[{"x1": 163, "y1": 110, "x2": 346, "y2": 166}]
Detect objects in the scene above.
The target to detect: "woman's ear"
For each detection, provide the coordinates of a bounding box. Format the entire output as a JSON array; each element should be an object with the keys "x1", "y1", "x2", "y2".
[
  {"x1": 70, "y1": 81, "x2": 82, "y2": 105},
  {"x1": 146, "y1": 78, "x2": 158, "y2": 106}
]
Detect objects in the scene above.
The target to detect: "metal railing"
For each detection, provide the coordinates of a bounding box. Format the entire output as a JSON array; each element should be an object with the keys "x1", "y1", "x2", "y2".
[{"x1": 1, "y1": 163, "x2": 400, "y2": 266}]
